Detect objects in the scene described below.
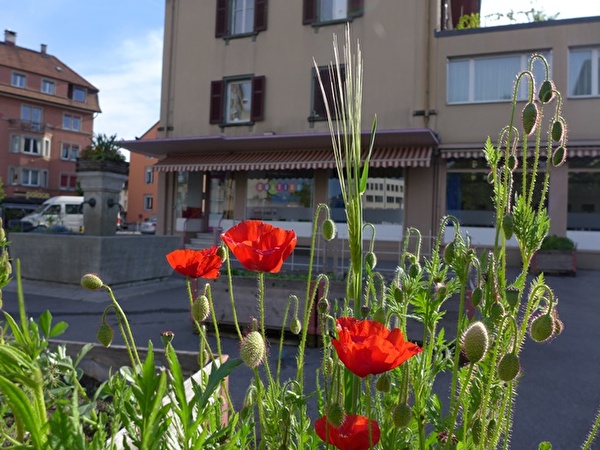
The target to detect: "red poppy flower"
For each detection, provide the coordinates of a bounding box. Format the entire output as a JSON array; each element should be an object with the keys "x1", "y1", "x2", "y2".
[
  {"x1": 315, "y1": 414, "x2": 380, "y2": 450},
  {"x1": 331, "y1": 317, "x2": 422, "y2": 378},
  {"x1": 220, "y1": 220, "x2": 297, "y2": 273},
  {"x1": 166, "y1": 247, "x2": 223, "y2": 279}
]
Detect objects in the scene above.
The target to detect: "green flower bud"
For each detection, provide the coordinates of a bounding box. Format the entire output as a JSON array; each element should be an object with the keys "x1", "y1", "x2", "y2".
[
  {"x1": 408, "y1": 262, "x2": 421, "y2": 278},
  {"x1": 506, "y1": 154, "x2": 518, "y2": 171},
  {"x1": 322, "y1": 355, "x2": 334, "y2": 377},
  {"x1": 551, "y1": 120, "x2": 564, "y2": 142},
  {"x1": 375, "y1": 372, "x2": 391, "y2": 392},
  {"x1": 372, "y1": 307, "x2": 386, "y2": 324},
  {"x1": 490, "y1": 302, "x2": 505, "y2": 323},
  {"x1": 502, "y1": 215, "x2": 514, "y2": 240},
  {"x1": 552, "y1": 146, "x2": 567, "y2": 167},
  {"x1": 538, "y1": 79, "x2": 555, "y2": 103},
  {"x1": 240, "y1": 331, "x2": 265, "y2": 368},
  {"x1": 505, "y1": 287, "x2": 519, "y2": 309},
  {"x1": 443, "y1": 241, "x2": 456, "y2": 265},
  {"x1": 216, "y1": 245, "x2": 228, "y2": 261},
  {"x1": 530, "y1": 313, "x2": 554, "y2": 343},
  {"x1": 326, "y1": 403, "x2": 346, "y2": 428},
  {"x1": 97, "y1": 323, "x2": 114, "y2": 347},
  {"x1": 81, "y1": 273, "x2": 104, "y2": 290},
  {"x1": 317, "y1": 298, "x2": 329, "y2": 314},
  {"x1": 392, "y1": 403, "x2": 412, "y2": 429},
  {"x1": 497, "y1": 352, "x2": 521, "y2": 382},
  {"x1": 290, "y1": 317, "x2": 302, "y2": 335},
  {"x1": 191, "y1": 295, "x2": 210, "y2": 322},
  {"x1": 470, "y1": 286, "x2": 483, "y2": 307},
  {"x1": 393, "y1": 286, "x2": 404, "y2": 304},
  {"x1": 472, "y1": 418, "x2": 482, "y2": 445},
  {"x1": 461, "y1": 321, "x2": 489, "y2": 364},
  {"x1": 321, "y1": 219, "x2": 337, "y2": 241},
  {"x1": 522, "y1": 102, "x2": 539, "y2": 135}
]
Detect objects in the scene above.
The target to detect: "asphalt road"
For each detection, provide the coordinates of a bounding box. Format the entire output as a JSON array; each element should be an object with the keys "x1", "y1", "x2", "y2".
[{"x1": 2, "y1": 269, "x2": 600, "y2": 449}]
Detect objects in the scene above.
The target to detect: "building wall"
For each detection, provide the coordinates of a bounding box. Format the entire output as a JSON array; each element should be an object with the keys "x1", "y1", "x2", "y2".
[{"x1": 127, "y1": 123, "x2": 159, "y2": 226}]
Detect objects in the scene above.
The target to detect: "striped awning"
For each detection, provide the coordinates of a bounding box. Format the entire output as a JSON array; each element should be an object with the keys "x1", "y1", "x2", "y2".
[
  {"x1": 153, "y1": 147, "x2": 432, "y2": 172},
  {"x1": 441, "y1": 143, "x2": 600, "y2": 159}
]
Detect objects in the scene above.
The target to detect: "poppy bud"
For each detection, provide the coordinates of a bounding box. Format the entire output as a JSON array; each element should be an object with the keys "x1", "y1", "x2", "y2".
[
  {"x1": 321, "y1": 219, "x2": 337, "y2": 241},
  {"x1": 392, "y1": 403, "x2": 412, "y2": 429},
  {"x1": 322, "y1": 355, "x2": 334, "y2": 377},
  {"x1": 317, "y1": 298, "x2": 329, "y2": 314},
  {"x1": 497, "y1": 352, "x2": 521, "y2": 382},
  {"x1": 408, "y1": 262, "x2": 421, "y2": 278},
  {"x1": 240, "y1": 331, "x2": 266, "y2": 368},
  {"x1": 436, "y1": 283, "x2": 447, "y2": 301},
  {"x1": 522, "y1": 102, "x2": 539, "y2": 135},
  {"x1": 160, "y1": 330, "x2": 175, "y2": 346},
  {"x1": 365, "y1": 251, "x2": 377, "y2": 271},
  {"x1": 372, "y1": 307, "x2": 386, "y2": 324},
  {"x1": 192, "y1": 295, "x2": 210, "y2": 322},
  {"x1": 290, "y1": 317, "x2": 302, "y2": 335},
  {"x1": 552, "y1": 146, "x2": 567, "y2": 167},
  {"x1": 360, "y1": 305, "x2": 371, "y2": 318},
  {"x1": 0, "y1": 227, "x2": 5, "y2": 242},
  {"x1": 393, "y1": 286, "x2": 404, "y2": 304},
  {"x1": 506, "y1": 154, "x2": 518, "y2": 172},
  {"x1": 538, "y1": 79, "x2": 555, "y2": 103},
  {"x1": 472, "y1": 418, "x2": 482, "y2": 445},
  {"x1": 81, "y1": 273, "x2": 104, "y2": 291},
  {"x1": 326, "y1": 403, "x2": 346, "y2": 428},
  {"x1": 375, "y1": 372, "x2": 391, "y2": 392},
  {"x1": 97, "y1": 323, "x2": 114, "y2": 347},
  {"x1": 461, "y1": 321, "x2": 489, "y2": 364},
  {"x1": 471, "y1": 286, "x2": 483, "y2": 307},
  {"x1": 216, "y1": 245, "x2": 228, "y2": 261},
  {"x1": 502, "y1": 215, "x2": 514, "y2": 240},
  {"x1": 490, "y1": 302, "x2": 505, "y2": 323},
  {"x1": 505, "y1": 287, "x2": 519, "y2": 309},
  {"x1": 444, "y1": 241, "x2": 455, "y2": 265},
  {"x1": 530, "y1": 313, "x2": 554, "y2": 343},
  {"x1": 551, "y1": 120, "x2": 564, "y2": 142}
]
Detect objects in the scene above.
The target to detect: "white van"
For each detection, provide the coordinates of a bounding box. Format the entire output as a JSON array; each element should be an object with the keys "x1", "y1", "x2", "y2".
[{"x1": 20, "y1": 196, "x2": 84, "y2": 232}]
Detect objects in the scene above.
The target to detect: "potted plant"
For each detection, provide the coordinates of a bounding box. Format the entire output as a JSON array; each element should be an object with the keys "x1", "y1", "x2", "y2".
[
  {"x1": 531, "y1": 234, "x2": 577, "y2": 276},
  {"x1": 76, "y1": 133, "x2": 129, "y2": 175}
]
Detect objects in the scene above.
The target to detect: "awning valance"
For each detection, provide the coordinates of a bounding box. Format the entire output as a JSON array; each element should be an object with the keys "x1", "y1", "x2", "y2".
[
  {"x1": 153, "y1": 147, "x2": 433, "y2": 172},
  {"x1": 441, "y1": 143, "x2": 600, "y2": 159}
]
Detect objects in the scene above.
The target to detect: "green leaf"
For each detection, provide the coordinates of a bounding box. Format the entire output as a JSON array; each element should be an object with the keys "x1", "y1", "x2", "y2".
[
  {"x1": 38, "y1": 310, "x2": 52, "y2": 337},
  {"x1": 197, "y1": 357, "x2": 243, "y2": 410},
  {"x1": 359, "y1": 115, "x2": 377, "y2": 194},
  {"x1": 49, "y1": 321, "x2": 68, "y2": 338}
]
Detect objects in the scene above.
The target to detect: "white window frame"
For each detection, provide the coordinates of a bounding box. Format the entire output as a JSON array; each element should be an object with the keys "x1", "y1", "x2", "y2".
[
  {"x1": 569, "y1": 47, "x2": 600, "y2": 98},
  {"x1": 11, "y1": 72, "x2": 26, "y2": 88},
  {"x1": 61, "y1": 143, "x2": 80, "y2": 160},
  {"x1": 43, "y1": 137, "x2": 51, "y2": 158},
  {"x1": 144, "y1": 195, "x2": 154, "y2": 210},
  {"x1": 41, "y1": 79, "x2": 55, "y2": 95},
  {"x1": 447, "y1": 52, "x2": 552, "y2": 104},
  {"x1": 63, "y1": 114, "x2": 82, "y2": 131},
  {"x1": 225, "y1": 78, "x2": 252, "y2": 123},
  {"x1": 231, "y1": 0, "x2": 255, "y2": 35}
]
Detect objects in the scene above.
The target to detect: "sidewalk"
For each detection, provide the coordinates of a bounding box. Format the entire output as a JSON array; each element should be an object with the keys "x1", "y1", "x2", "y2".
[{"x1": 2, "y1": 269, "x2": 600, "y2": 448}]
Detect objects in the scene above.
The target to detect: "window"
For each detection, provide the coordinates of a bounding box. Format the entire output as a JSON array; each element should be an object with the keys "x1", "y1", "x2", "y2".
[
  {"x1": 210, "y1": 75, "x2": 266, "y2": 124},
  {"x1": 215, "y1": 0, "x2": 268, "y2": 38},
  {"x1": 11, "y1": 72, "x2": 26, "y2": 88},
  {"x1": 20, "y1": 168, "x2": 48, "y2": 187},
  {"x1": 61, "y1": 143, "x2": 80, "y2": 160},
  {"x1": 247, "y1": 170, "x2": 313, "y2": 221},
  {"x1": 69, "y1": 85, "x2": 87, "y2": 103},
  {"x1": 21, "y1": 105, "x2": 43, "y2": 131},
  {"x1": 144, "y1": 195, "x2": 154, "y2": 210},
  {"x1": 303, "y1": 0, "x2": 363, "y2": 25},
  {"x1": 310, "y1": 65, "x2": 346, "y2": 121},
  {"x1": 63, "y1": 114, "x2": 82, "y2": 131},
  {"x1": 447, "y1": 52, "x2": 551, "y2": 104},
  {"x1": 569, "y1": 47, "x2": 600, "y2": 97},
  {"x1": 41, "y1": 79, "x2": 55, "y2": 95},
  {"x1": 60, "y1": 174, "x2": 78, "y2": 191},
  {"x1": 145, "y1": 167, "x2": 154, "y2": 184},
  {"x1": 568, "y1": 158, "x2": 600, "y2": 231}
]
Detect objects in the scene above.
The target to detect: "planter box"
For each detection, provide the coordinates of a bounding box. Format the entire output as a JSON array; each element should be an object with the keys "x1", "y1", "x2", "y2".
[{"x1": 531, "y1": 250, "x2": 577, "y2": 276}]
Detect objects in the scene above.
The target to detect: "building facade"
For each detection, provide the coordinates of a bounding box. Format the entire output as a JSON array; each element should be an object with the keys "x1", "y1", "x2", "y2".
[
  {"x1": 0, "y1": 30, "x2": 100, "y2": 225},
  {"x1": 123, "y1": 1, "x2": 600, "y2": 268}
]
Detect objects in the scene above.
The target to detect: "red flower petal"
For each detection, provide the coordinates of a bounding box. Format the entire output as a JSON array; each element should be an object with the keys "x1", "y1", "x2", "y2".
[
  {"x1": 315, "y1": 415, "x2": 380, "y2": 450},
  {"x1": 221, "y1": 220, "x2": 297, "y2": 273},
  {"x1": 166, "y1": 247, "x2": 223, "y2": 279},
  {"x1": 331, "y1": 317, "x2": 422, "y2": 377}
]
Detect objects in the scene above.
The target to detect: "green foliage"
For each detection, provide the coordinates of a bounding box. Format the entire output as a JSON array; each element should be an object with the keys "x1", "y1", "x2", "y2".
[
  {"x1": 456, "y1": 13, "x2": 480, "y2": 29},
  {"x1": 540, "y1": 234, "x2": 576, "y2": 251},
  {"x1": 80, "y1": 133, "x2": 126, "y2": 162}
]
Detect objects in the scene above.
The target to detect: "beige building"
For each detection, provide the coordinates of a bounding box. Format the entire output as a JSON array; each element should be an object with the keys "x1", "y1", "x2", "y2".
[{"x1": 123, "y1": 1, "x2": 600, "y2": 268}]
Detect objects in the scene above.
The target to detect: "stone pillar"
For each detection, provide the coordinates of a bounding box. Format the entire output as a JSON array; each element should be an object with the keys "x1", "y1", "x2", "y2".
[{"x1": 76, "y1": 161, "x2": 129, "y2": 236}]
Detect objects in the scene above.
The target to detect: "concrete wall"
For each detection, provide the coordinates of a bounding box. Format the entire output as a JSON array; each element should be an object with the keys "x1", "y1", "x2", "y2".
[{"x1": 9, "y1": 233, "x2": 181, "y2": 285}]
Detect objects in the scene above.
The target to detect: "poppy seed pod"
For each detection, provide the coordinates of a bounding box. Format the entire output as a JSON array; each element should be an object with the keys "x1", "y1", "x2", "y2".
[
  {"x1": 240, "y1": 331, "x2": 266, "y2": 368},
  {"x1": 192, "y1": 295, "x2": 210, "y2": 322},
  {"x1": 461, "y1": 321, "x2": 489, "y2": 363},
  {"x1": 160, "y1": 330, "x2": 175, "y2": 346},
  {"x1": 81, "y1": 273, "x2": 104, "y2": 291},
  {"x1": 96, "y1": 323, "x2": 114, "y2": 347}
]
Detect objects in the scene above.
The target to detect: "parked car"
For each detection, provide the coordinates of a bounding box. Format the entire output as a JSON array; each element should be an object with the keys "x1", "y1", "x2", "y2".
[{"x1": 140, "y1": 219, "x2": 157, "y2": 234}]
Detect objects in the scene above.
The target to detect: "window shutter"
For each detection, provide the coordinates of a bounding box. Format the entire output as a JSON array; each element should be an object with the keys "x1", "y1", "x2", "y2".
[
  {"x1": 254, "y1": 0, "x2": 268, "y2": 32},
  {"x1": 313, "y1": 69, "x2": 329, "y2": 118},
  {"x1": 209, "y1": 80, "x2": 224, "y2": 124},
  {"x1": 251, "y1": 76, "x2": 266, "y2": 121},
  {"x1": 348, "y1": 0, "x2": 364, "y2": 18},
  {"x1": 215, "y1": 0, "x2": 228, "y2": 38},
  {"x1": 302, "y1": 0, "x2": 317, "y2": 25}
]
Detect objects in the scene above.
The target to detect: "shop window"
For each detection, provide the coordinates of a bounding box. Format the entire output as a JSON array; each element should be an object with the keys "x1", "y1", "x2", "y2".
[
  {"x1": 246, "y1": 170, "x2": 313, "y2": 222},
  {"x1": 303, "y1": 0, "x2": 363, "y2": 25},
  {"x1": 215, "y1": 0, "x2": 268, "y2": 38},
  {"x1": 210, "y1": 75, "x2": 265, "y2": 125}
]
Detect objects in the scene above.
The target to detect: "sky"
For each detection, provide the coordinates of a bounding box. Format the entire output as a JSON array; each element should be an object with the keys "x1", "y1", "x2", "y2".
[{"x1": 2, "y1": 0, "x2": 600, "y2": 156}]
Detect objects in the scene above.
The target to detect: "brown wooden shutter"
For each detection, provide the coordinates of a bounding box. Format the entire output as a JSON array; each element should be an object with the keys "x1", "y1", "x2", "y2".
[
  {"x1": 348, "y1": 0, "x2": 364, "y2": 18},
  {"x1": 251, "y1": 76, "x2": 266, "y2": 121},
  {"x1": 254, "y1": 0, "x2": 268, "y2": 32},
  {"x1": 215, "y1": 0, "x2": 228, "y2": 38},
  {"x1": 302, "y1": 0, "x2": 317, "y2": 25},
  {"x1": 209, "y1": 80, "x2": 224, "y2": 124},
  {"x1": 313, "y1": 68, "x2": 328, "y2": 118}
]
